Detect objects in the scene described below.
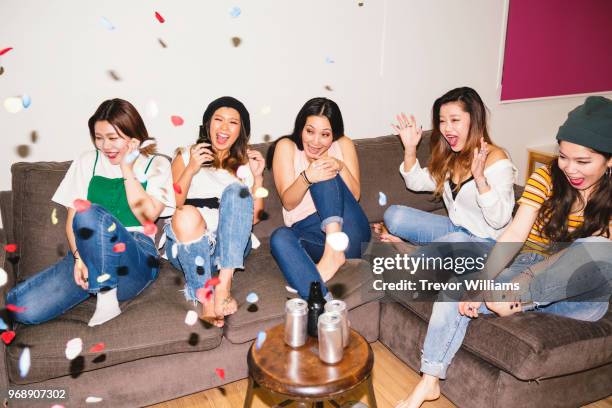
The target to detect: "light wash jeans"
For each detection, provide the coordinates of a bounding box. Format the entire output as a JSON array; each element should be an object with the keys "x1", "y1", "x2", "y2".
[
  {"x1": 420, "y1": 236, "x2": 612, "y2": 379},
  {"x1": 6, "y1": 204, "x2": 160, "y2": 325},
  {"x1": 164, "y1": 182, "x2": 253, "y2": 301}
]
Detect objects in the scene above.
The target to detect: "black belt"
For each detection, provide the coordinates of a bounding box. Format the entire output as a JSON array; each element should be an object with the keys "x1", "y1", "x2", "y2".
[{"x1": 184, "y1": 197, "x2": 220, "y2": 209}]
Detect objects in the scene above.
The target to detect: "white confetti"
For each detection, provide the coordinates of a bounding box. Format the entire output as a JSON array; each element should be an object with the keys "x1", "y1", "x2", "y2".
[
  {"x1": 65, "y1": 338, "x2": 83, "y2": 360},
  {"x1": 325, "y1": 56, "x2": 335, "y2": 64},
  {"x1": 378, "y1": 191, "x2": 387, "y2": 206},
  {"x1": 51, "y1": 208, "x2": 59, "y2": 225},
  {"x1": 107, "y1": 222, "x2": 116, "y2": 232},
  {"x1": 285, "y1": 286, "x2": 298, "y2": 294},
  {"x1": 171, "y1": 243, "x2": 178, "y2": 259},
  {"x1": 100, "y1": 16, "x2": 115, "y2": 30},
  {"x1": 147, "y1": 100, "x2": 159, "y2": 118},
  {"x1": 3, "y1": 96, "x2": 23, "y2": 114},
  {"x1": 19, "y1": 347, "x2": 30, "y2": 377},
  {"x1": 0, "y1": 267, "x2": 7, "y2": 287},
  {"x1": 246, "y1": 292, "x2": 259, "y2": 303},
  {"x1": 256, "y1": 331, "x2": 266, "y2": 350},
  {"x1": 254, "y1": 187, "x2": 269, "y2": 198},
  {"x1": 86, "y1": 396, "x2": 103, "y2": 404},
  {"x1": 184, "y1": 310, "x2": 198, "y2": 326},
  {"x1": 236, "y1": 165, "x2": 250, "y2": 180},
  {"x1": 251, "y1": 233, "x2": 261, "y2": 249},
  {"x1": 195, "y1": 256, "x2": 204, "y2": 267},
  {"x1": 259, "y1": 105, "x2": 272, "y2": 115},
  {"x1": 326, "y1": 232, "x2": 349, "y2": 251},
  {"x1": 140, "y1": 139, "x2": 157, "y2": 149},
  {"x1": 97, "y1": 273, "x2": 111, "y2": 283}
]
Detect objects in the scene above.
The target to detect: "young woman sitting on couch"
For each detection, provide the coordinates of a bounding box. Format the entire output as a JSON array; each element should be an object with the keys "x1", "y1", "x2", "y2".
[
  {"x1": 7, "y1": 98, "x2": 175, "y2": 327},
  {"x1": 378, "y1": 87, "x2": 517, "y2": 244},
  {"x1": 164, "y1": 96, "x2": 265, "y2": 327},
  {"x1": 270, "y1": 97, "x2": 371, "y2": 299},
  {"x1": 397, "y1": 96, "x2": 612, "y2": 408}
]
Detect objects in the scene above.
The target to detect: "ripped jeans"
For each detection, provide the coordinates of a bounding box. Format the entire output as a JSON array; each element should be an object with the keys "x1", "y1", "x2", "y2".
[
  {"x1": 420, "y1": 236, "x2": 612, "y2": 379},
  {"x1": 164, "y1": 183, "x2": 253, "y2": 301}
]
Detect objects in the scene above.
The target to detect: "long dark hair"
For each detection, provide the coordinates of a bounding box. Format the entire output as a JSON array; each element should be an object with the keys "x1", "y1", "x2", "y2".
[
  {"x1": 539, "y1": 150, "x2": 612, "y2": 242},
  {"x1": 429, "y1": 87, "x2": 493, "y2": 197},
  {"x1": 88, "y1": 98, "x2": 157, "y2": 155},
  {"x1": 196, "y1": 114, "x2": 249, "y2": 175}
]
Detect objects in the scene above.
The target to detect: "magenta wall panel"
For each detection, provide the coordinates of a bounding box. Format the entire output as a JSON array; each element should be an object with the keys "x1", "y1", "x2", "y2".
[{"x1": 501, "y1": 0, "x2": 612, "y2": 101}]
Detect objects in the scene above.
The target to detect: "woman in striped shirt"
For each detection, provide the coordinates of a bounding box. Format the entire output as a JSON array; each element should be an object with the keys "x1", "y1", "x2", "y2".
[{"x1": 397, "y1": 96, "x2": 612, "y2": 408}]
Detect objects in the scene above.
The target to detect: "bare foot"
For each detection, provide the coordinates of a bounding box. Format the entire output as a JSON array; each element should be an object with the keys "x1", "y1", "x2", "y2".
[
  {"x1": 200, "y1": 297, "x2": 224, "y2": 327},
  {"x1": 396, "y1": 375, "x2": 440, "y2": 408},
  {"x1": 317, "y1": 243, "x2": 346, "y2": 282},
  {"x1": 380, "y1": 232, "x2": 403, "y2": 243},
  {"x1": 214, "y1": 270, "x2": 238, "y2": 318},
  {"x1": 373, "y1": 222, "x2": 386, "y2": 235},
  {"x1": 485, "y1": 301, "x2": 521, "y2": 317}
]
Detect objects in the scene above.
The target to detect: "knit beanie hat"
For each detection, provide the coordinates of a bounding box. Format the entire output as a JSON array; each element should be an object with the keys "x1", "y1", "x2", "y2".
[
  {"x1": 556, "y1": 96, "x2": 612, "y2": 153},
  {"x1": 202, "y1": 96, "x2": 250, "y2": 136}
]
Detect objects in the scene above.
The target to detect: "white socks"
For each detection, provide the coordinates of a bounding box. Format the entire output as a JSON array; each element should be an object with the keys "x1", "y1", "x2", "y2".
[{"x1": 88, "y1": 288, "x2": 121, "y2": 327}]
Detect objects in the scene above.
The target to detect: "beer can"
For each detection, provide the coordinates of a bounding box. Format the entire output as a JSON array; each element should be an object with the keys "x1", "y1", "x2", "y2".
[
  {"x1": 324, "y1": 299, "x2": 350, "y2": 348},
  {"x1": 318, "y1": 311, "x2": 344, "y2": 364},
  {"x1": 284, "y1": 298, "x2": 308, "y2": 348}
]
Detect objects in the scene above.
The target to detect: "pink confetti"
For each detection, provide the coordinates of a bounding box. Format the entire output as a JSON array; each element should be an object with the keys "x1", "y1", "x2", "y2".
[
  {"x1": 1, "y1": 330, "x2": 15, "y2": 344},
  {"x1": 4, "y1": 243, "x2": 17, "y2": 253},
  {"x1": 215, "y1": 368, "x2": 225, "y2": 379},
  {"x1": 204, "y1": 277, "x2": 220, "y2": 288},
  {"x1": 74, "y1": 199, "x2": 91, "y2": 213},
  {"x1": 171, "y1": 115, "x2": 184, "y2": 126},
  {"x1": 155, "y1": 11, "x2": 165, "y2": 23},
  {"x1": 196, "y1": 287, "x2": 213, "y2": 303},
  {"x1": 143, "y1": 220, "x2": 157, "y2": 235},
  {"x1": 0, "y1": 47, "x2": 13, "y2": 56},
  {"x1": 89, "y1": 342, "x2": 106, "y2": 353},
  {"x1": 6, "y1": 304, "x2": 26, "y2": 313},
  {"x1": 113, "y1": 243, "x2": 126, "y2": 253},
  {"x1": 173, "y1": 183, "x2": 182, "y2": 194}
]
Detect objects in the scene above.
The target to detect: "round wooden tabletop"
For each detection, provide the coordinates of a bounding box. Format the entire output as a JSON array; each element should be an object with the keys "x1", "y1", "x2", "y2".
[{"x1": 247, "y1": 323, "x2": 374, "y2": 399}]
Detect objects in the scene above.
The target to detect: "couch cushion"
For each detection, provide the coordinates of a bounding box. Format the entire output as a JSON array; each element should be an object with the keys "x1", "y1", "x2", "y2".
[
  {"x1": 223, "y1": 239, "x2": 384, "y2": 344},
  {"x1": 7, "y1": 261, "x2": 222, "y2": 384}
]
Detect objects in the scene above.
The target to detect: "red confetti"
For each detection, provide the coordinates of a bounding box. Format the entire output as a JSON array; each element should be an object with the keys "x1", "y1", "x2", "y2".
[
  {"x1": 143, "y1": 221, "x2": 158, "y2": 235},
  {"x1": 6, "y1": 304, "x2": 26, "y2": 313},
  {"x1": 1, "y1": 330, "x2": 15, "y2": 345},
  {"x1": 170, "y1": 115, "x2": 184, "y2": 126},
  {"x1": 215, "y1": 368, "x2": 225, "y2": 380},
  {"x1": 4, "y1": 244, "x2": 17, "y2": 253},
  {"x1": 74, "y1": 199, "x2": 92, "y2": 213},
  {"x1": 196, "y1": 287, "x2": 213, "y2": 303},
  {"x1": 113, "y1": 243, "x2": 126, "y2": 253},
  {"x1": 155, "y1": 11, "x2": 165, "y2": 23},
  {"x1": 0, "y1": 47, "x2": 13, "y2": 56},
  {"x1": 173, "y1": 183, "x2": 182, "y2": 194},
  {"x1": 89, "y1": 342, "x2": 106, "y2": 353},
  {"x1": 204, "y1": 277, "x2": 220, "y2": 288}
]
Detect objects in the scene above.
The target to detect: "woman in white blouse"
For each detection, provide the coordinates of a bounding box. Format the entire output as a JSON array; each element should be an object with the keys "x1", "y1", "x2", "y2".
[{"x1": 379, "y1": 87, "x2": 517, "y2": 244}]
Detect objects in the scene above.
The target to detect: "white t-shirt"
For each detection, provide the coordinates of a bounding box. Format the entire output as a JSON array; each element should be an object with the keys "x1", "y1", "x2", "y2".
[{"x1": 52, "y1": 150, "x2": 176, "y2": 233}]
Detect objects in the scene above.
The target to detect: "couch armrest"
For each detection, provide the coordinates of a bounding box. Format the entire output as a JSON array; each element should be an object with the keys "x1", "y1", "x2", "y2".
[{"x1": 0, "y1": 228, "x2": 9, "y2": 390}]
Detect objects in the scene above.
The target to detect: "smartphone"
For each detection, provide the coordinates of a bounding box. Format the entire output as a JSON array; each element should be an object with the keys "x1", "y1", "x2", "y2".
[{"x1": 198, "y1": 125, "x2": 213, "y2": 167}]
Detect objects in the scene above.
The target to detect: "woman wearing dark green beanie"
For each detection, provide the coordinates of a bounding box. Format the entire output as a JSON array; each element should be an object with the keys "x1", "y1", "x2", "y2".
[{"x1": 397, "y1": 96, "x2": 612, "y2": 408}]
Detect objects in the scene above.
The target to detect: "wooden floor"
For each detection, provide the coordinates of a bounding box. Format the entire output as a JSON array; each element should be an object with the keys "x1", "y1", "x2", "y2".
[{"x1": 151, "y1": 341, "x2": 612, "y2": 408}]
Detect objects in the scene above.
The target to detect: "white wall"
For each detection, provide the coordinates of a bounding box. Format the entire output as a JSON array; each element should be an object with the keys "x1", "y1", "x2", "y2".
[{"x1": 1, "y1": 0, "x2": 611, "y2": 199}]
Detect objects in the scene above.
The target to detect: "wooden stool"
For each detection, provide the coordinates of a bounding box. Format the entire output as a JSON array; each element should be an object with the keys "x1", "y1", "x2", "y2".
[{"x1": 245, "y1": 323, "x2": 377, "y2": 407}]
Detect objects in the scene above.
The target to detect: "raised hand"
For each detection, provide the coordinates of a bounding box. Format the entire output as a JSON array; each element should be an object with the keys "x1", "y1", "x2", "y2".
[
  {"x1": 186, "y1": 143, "x2": 214, "y2": 174},
  {"x1": 247, "y1": 149, "x2": 265, "y2": 178},
  {"x1": 305, "y1": 158, "x2": 338, "y2": 183},
  {"x1": 120, "y1": 138, "x2": 142, "y2": 173},
  {"x1": 470, "y1": 137, "x2": 489, "y2": 182},
  {"x1": 392, "y1": 112, "x2": 423, "y2": 149}
]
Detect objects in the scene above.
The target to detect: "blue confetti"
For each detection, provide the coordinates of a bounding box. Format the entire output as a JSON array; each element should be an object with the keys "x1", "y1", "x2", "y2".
[
  {"x1": 246, "y1": 292, "x2": 259, "y2": 303},
  {"x1": 100, "y1": 16, "x2": 116, "y2": 31},
  {"x1": 0, "y1": 317, "x2": 7, "y2": 330},
  {"x1": 19, "y1": 347, "x2": 30, "y2": 378},
  {"x1": 378, "y1": 191, "x2": 387, "y2": 206},
  {"x1": 195, "y1": 256, "x2": 204, "y2": 267},
  {"x1": 229, "y1": 6, "x2": 241, "y2": 18},
  {"x1": 256, "y1": 331, "x2": 266, "y2": 350},
  {"x1": 123, "y1": 150, "x2": 139, "y2": 164},
  {"x1": 21, "y1": 94, "x2": 31, "y2": 109},
  {"x1": 325, "y1": 56, "x2": 335, "y2": 64}
]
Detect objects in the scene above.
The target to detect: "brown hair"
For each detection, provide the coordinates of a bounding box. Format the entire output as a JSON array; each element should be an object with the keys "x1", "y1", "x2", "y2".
[
  {"x1": 88, "y1": 98, "x2": 157, "y2": 156},
  {"x1": 429, "y1": 87, "x2": 493, "y2": 197}
]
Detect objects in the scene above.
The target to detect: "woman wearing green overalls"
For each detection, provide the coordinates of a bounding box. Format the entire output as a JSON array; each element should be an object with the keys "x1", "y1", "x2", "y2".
[{"x1": 7, "y1": 99, "x2": 175, "y2": 327}]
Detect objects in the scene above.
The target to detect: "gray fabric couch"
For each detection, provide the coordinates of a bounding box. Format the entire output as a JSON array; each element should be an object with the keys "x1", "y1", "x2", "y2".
[{"x1": 1, "y1": 133, "x2": 610, "y2": 407}]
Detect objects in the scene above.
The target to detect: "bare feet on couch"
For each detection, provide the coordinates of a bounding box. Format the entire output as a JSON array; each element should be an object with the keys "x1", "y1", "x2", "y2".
[
  {"x1": 200, "y1": 298, "x2": 224, "y2": 328},
  {"x1": 485, "y1": 301, "x2": 522, "y2": 317},
  {"x1": 374, "y1": 222, "x2": 403, "y2": 243},
  {"x1": 214, "y1": 269, "x2": 238, "y2": 318},
  {"x1": 395, "y1": 374, "x2": 440, "y2": 408},
  {"x1": 317, "y1": 240, "x2": 346, "y2": 282}
]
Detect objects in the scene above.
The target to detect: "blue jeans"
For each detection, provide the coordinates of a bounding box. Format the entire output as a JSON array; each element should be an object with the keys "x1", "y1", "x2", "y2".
[
  {"x1": 270, "y1": 175, "x2": 371, "y2": 298},
  {"x1": 384, "y1": 205, "x2": 492, "y2": 244},
  {"x1": 420, "y1": 236, "x2": 611, "y2": 379},
  {"x1": 164, "y1": 183, "x2": 253, "y2": 302},
  {"x1": 6, "y1": 204, "x2": 160, "y2": 325}
]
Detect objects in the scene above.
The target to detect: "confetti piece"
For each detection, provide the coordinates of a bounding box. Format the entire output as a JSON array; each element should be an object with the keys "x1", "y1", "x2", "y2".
[
  {"x1": 215, "y1": 368, "x2": 225, "y2": 379},
  {"x1": 0, "y1": 47, "x2": 13, "y2": 56},
  {"x1": 259, "y1": 105, "x2": 271, "y2": 115},
  {"x1": 51, "y1": 405, "x2": 65, "y2": 408},
  {"x1": 358, "y1": 1, "x2": 364, "y2": 6},
  {"x1": 21, "y1": 94, "x2": 31, "y2": 108},
  {"x1": 113, "y1": 243, "x2": 126, "y2": 253},
  {"x1": 51, "y1": 208, "x2": 58, "y2": 225},
  {"x1": 158, "y1": 38, "x2": 167, "y2": 48},
  {"x1": 123, "y1": 149, "x2": 139, "y2": 164},
  {"x1": 30, "y1": 130, "x2": 39, "y2": 143},
  {"x1": 108, "y1": 70, "x2": 121, "y2": 81},
  {"x1": 171, "y1": 115, "x2": 184, "y2": 126},
  {"x1": 143, "y1": 220, "x2": 158, "y2": 235},
  {"x1": 100, "y1": 16, "x2": 115, "y2": 30},
  {"x1": 89, "y1": 342, "x2": 106, "y2": 353},
  {"x1": 196, "y1": 287, "x2": 213, "y2": 303},
  {"x1": 19, "y1": 347, "x2": 30, "y2": 377},
  {"x1": 204, "y1": 277, "x2": 220, "y2": 288},
  {"x1": 229, "y1": 6, "x2": 241, "y2": 18},
  {"x1": 65, "y1": 338, "x2": 83, "y2": 360},
  {"x1": 2, "y1": 330, "x2": 16, "y2": 345},
  {"x1": 185, "y1": 310, "x2": 198, "y2": 326},
  {"x1": 263, "y1": 134, "x2": 271, "y2": 142},
  {"x1": 256, "y1": 331, "x2": 266, "y2": 350},
  {"x1": 140, "y1": 139, "x2": 156, "y2": 149},
  {"x1": 236, "y1": 165, "x2": 250, "y2": 179},
  {"x1": 74, "y1": 199, "x2": 91, "y2": 212},
  {"x1": 147, "y1": 100, "x2": 159, "y2": 118},
  {"x1": 254, "y1": 187, "x2": 268, "y2": 198},
  {"x1": 231, "y1": 37, "x2": 242, "y2": 47},
  {"x1": 4, "y1": 96, "x2": 23, "y2": 113},
  {"x1": 251, "y1": 233, "x2": 261, "y2": 249},
  {"x1": 324, "y1": 85, "x2": 333, "y2": 92},
  {"x1": 86, "y1": 396, "x2": 103, "y2": 404},
  {"x1": 0, "y1": 66, "x2": 4, "y2": 75},
  {"x1": 246, "y1": 292, "x2": 259, "y2": 303},
  {"x1": 325, "y1": 56, "x2": 335, "y2": 64},
  {"x1": 239, "y1": 187, "x2": 250, "y2": 198},
  {"x1": 195, "y1": 256, "x2": 204, "y2": 267},
  {"x1": 16, "y1": 145, "x2": 30, "y2": 158},
  {"x1": 4, "y1": 243, "x2": 17, "y2": 253},
  {"x1": 326, "y1": 232, "x2": 349, "y2": 251},
  {"x1": 6, "y1": 304, "x2": 26, "y2": 313},
  {"x1": 378, "y1": 191, "x2": 387, "y2": 206},
  {"x1": 154, "y1": 11, "x2": 165, "y2": 23},
  {"x1": 0, "y1": 318, "x2": 7, "y2": 330},
  {"x1": 171, "y1": 243, "x2": 178, "y2": 258},
  {"x1": 0, "y1": 268, "x2": 6, "y2": 287},
  {"x1": 97, "y1": 273, "x2": 111, "y2": 283},
  {"x1": 107, "y1": 222, "x2": 116, "y2": 232},
  {"x1": 285, "y1": 285, "x2": 298, "y2": 294},
  {"x1": 173, "y1": 183, "x2": 182, "y2": 194}
]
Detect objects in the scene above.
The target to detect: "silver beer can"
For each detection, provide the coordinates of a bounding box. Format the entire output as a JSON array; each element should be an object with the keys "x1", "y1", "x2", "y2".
[
  {"x1": 317, "y1": 311, "x2": 344, "y2": 364},
  {"x1": 324, "y1": 299, "x2": 350, "y2": 348},
  {"x1": 284, "y1": 298, "x2": 308, "y2": 348}
]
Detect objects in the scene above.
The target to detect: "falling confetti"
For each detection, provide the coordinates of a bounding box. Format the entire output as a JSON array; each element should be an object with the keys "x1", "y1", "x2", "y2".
[
  {"x1": 113, "y1": 243, "x2": 126, "y2": 253},
  {"x1": 158, "y1": 38, "x2": 167, "y2": 48},
  {"x1": 263, "y1": 134, "x2": 271, "y2": 142},
  {"x1": 229, "y1": 6, "x2": 241, "y2": 18},
  {"x1": 107, "y1": 222, "x2": 116, "y2": 232},
  {"x1": 30, "y1": 130, "x2": 39, "y2": 143},
  {"x1": 254, "y1": 187, "x2": 268, "y2": 199},
  {"x1": 171, "y1": 243, "x2": 178, "y2": 258},
  {"x1": 246, "y1": 292, "x2": 259, "y2": 303},
  {"x1": 236, "y1": 165, "x2": 250, "y2": 179},
  {"x1": 0, "y1": 66, "x2": 4, "y2": 76},
  {"x1": 256, "y1": 331, "x2": 266, "y2": 350},
  {"x1": 140, "y1": 139, "x2": 156, "y2": 149},
  {"x1": 100, "y1": 16, "x2": 115, "y2": 30},
  {"x1": 65, "y1": 338, "x2": 83, "y2": 360},
  {"x1": 16, "y1": 145, "x2": 30, "y2": 158},
  {"x1": 231, "y1": 37, "x2": 242, "y2": 47},
  {"x1": 239, "y1": 187, "x2": 250, "y2": 198},
  {"x1": 215, "y1": 368, "x2": 225, "y2": 379},
  {"x1": 108, "y1": 70, "x2": 121, "y2": 81},
  {"x1": 19, "y1": 347, "x2": 31, "y2": 377},
  {"x1": 51, "y1": 208, "x2": 58, "y2": 224},
  {"x1": 154, "y1": 11, "x2": 165, "y2": 23},
  {"x1": 147, "y1": 100, "x2": 159, "y2": 118},
  {"x1": 51, "y1": 405, "x2": 66, "y2": 408},
  {"x1": 324, "y1": 85, "x2": 333, "y2": 92},
  {"x1": 205, "y1": 277, "x2": 220, "y2": 288},
  {"x1": 173, "y1": 183, "x2": 182, "y2": 194},
  {"x1": 0, "y1": 268, "x2": 7, "y2": 287},
  {"x1": 326, "y1": 231, "x2": 349, "y2": 251},
  {"x1": 259, "y1": 105, "x2": 272, "y2": 115},
  {"x1": 4, "y1": 96, "x2": 23, "y2": 113},
  {"x1": 196, "y1": 287, "x2": 213, "y2": 303},
  {"x1": 0, "y1": 317, "x2": 7, "y2": 330},
  {"x1": 195, "y1": 256, "x2": 204, "y2": 267},
  {"x1": 6, "y1": 304, "x2": 26, "y2": 313},
  {"x1": 1, "y1": 330, "x2": 15, "y2": 345},
  {"x1": 185, "y1": 310, "x2": 198, "y2": 326},
  {"x1": 0, "y1": 47, "x2": 13, "y2": 56},
  {"x1": 143, "y1": 220, "x2": 158, "y2": 235},
  {"x1": 358, "y1": 1, "x2": 364, "y2": 6},
  {"x1": 171, "y1": 115, "x2": 184, "y2": 126},
  {"x1": 4, "y1": 243, "x2": 17, "y2": 253},
  {"x1": 74, "y1": 199, "x2": 92, "y2": 212},
  {"x1": 21, "y1": 94, "x2": 31, "y2": 108},
  {"x1": 378, "y1": 191, "x2": 387, "y2": 206},
  {"x1": 86, "y1": 396, "x2": 103, "y2": 404},
  {"x1": 251, "y1": 233, "x2": 261, "y2": 249},
  {"x1": 325, "y1": 56, "x2": 335, "y2": 64},
  {"x1": 97, "y1": 273, "x2": 111, "y2": 283},
  {"x1": 89, "y1": 342, "x2": 106, "y2": 353}
]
